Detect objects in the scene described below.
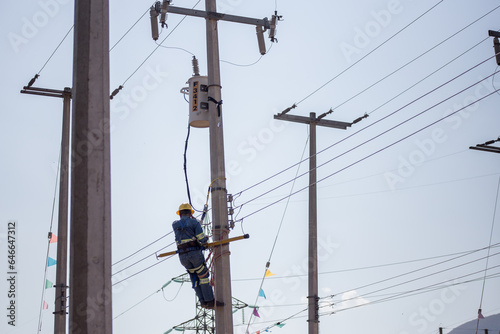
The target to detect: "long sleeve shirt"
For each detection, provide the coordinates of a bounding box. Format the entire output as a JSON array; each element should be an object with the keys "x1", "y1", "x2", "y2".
[{"x1": 172, "y1": 216, "x2": 207, "y2": 247}]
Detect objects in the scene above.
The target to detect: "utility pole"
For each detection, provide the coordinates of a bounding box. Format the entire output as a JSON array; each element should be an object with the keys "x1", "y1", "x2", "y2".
[
  {"x1": 69, "y1": 0, "x2": 112, "y2": 333},
  {"x1": 274, "y1": 109, "x2": 351, "y2": 334},
  {"x1": 152, "y1": 1, "x2": 279, "y2": 332},
  {"x1": 20, "y1": 86, "x2": 72, "y2": 334}
]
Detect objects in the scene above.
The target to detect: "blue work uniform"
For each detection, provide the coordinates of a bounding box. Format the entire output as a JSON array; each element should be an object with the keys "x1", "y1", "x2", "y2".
[{"x1": 172, "y1": 215, "x2": 214, "y2": 305}]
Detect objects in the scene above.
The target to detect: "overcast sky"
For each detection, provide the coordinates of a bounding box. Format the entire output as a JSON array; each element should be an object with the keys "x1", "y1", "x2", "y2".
[{"x1": 1, "y1": 0, "x2": 500, "y2": 333}]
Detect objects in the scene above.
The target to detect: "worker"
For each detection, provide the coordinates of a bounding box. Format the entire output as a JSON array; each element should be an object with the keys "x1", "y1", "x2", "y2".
[{"x1": 172, "y1": 203, "x2": 220, "y2": 309}]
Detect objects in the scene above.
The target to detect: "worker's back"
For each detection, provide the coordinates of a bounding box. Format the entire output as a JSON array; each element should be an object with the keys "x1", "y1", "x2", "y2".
[{"x1": 172, "y1": 216, "x2": 206, "y2": 247}]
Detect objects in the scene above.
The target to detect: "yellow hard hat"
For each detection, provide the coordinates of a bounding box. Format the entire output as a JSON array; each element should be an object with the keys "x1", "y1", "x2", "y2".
[{"x1": 177, "y1": 203, "x2": 194, "y2": 215}]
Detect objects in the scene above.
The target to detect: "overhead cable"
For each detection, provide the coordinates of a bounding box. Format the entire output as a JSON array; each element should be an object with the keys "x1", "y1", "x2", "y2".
[
  {"x1": 235, "y1": 80, "x2": 500, "y2": 222},
  {"x1": 234, "y1": 52, "x2": 497, "y2": 199},
  {"x1": 288, "y1": 0, "x2": 444, "y2": 108},
  {"x1": 328, "y1": 6, "x2": 500, "y2": 114},
  {"x1": 234, "y1": 62, "x2": 500, "y2": 213}
]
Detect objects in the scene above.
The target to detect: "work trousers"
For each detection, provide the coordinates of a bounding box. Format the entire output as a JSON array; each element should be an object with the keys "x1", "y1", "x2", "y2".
[{"x1": 178, "y1": 250, "x2": 214, "y2": 304}]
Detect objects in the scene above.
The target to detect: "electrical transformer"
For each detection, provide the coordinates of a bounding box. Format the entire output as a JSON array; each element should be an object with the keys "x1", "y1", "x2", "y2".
[{"x1": 182, "y1": 75, "x2": 209, "y2": 128}]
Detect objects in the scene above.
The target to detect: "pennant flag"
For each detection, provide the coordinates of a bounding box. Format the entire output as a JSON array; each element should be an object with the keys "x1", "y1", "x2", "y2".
[
  {"x1": 276, "y1": 323, "x2": 285, "y2": 328},
  {"x1": 259, "y1": 289, "x2": 266, "y2": 299},
  {"x1": 45, "y1": 279, "x2": 53, "y2": 289},
  {"x1": 478, "y1": 309, "x2": 485, "y2": 319},
  {"x1": 253, "y1": 308, "x2": 260, "y2": 318},
  {"x1": 50, "y1": 234, "x2": 58, "y2": 243},
  {"x1": 48, "y1": 257, "x2": 57, "y2": 267},
  {"x1": 43, "y1": 301, "x2": 49, "y2": 310},
  {"x1": 264, "y1": 328, "x2": 270, "y2": 332},
  {"x1": 264, "y1": 269, "x2": 275, "y2": 277},
  {"x1": 256, "y1": 331, "x2": 260, "y2": 334}
]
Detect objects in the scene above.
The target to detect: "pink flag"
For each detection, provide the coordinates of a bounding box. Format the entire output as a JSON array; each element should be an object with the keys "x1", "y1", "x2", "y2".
[
  {"x1": 50, "y1": 234, "x2": 58, "y2": 243},
  {"x1": 253, "y1": 308, "x2": 260, "y2": 318},
  {"x1": 43, "y1": 301, "x2": 49, "y2": 310},
  {"x1": 478, "y1": 309, "x2": 485, "y2": 319}
]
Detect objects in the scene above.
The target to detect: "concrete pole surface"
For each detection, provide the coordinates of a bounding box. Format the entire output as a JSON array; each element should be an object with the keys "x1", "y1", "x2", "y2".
[
  {"x1": 54, "y1": 89, "x2": 71, "y2": 334},
  {"x1": 69, "y1": 0, "x2": 112, "y2": 333},
  {"x1": 308, "y1": 113, "x2": 319, "y2": 334},
  {"x1": 205, "y1": 0, "x2": 234, "y2": 332}
]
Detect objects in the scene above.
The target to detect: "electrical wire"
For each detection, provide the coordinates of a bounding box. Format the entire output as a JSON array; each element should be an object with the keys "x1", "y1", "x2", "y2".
[
  {"x1": 323, "y1": 248, "x2": 500, "y2": 304},
  {"x1": 474, "y1": 176, "x2": 500, "y2": 334},
  {"x1": 36, "y1": 25, "x2": 73, "y2": 77},
  {"x1": 110, "y1": 8, "x2": 150, "y2": 52},
  {"x1": 233, "y1": 44, "x2": 495, "y2": 200},
  {"x1": 325, "y1": 270, "x2": 500, "y2": 316},
  {"x1": 155, "y1": 41, "x2": 196, "y2": 56},
  {"x1": 234, "y1": 64, "x2": 500, "y2": 216},
  {"x1": 235, "y1": 81, "x2": 500, "y2": 222},
  {"x1": 112, "y1": 231, "x2": 173, "y2": 266},
  {"x1": 248, "y1": 263, "x2": 500, "y2": 333},
  {"x1": 328, "y1": 6, "x2": 500, "y2": 114},
  {"x1": 293, "y1": 0, "x2": 444, "y2": 107},
  {"x1": 119, "y1": 0, "x2": 202, "y2": 87},
  {"x1": 221, "y1": 44, "x2": 273, "y2": 67},
  {"x1": 183, "y1": 124, "x2": 196, "y2": 210},
  {"x1": 232, "y1": 243, "x2": 500, "y2": 282},
  {"x1": 112, "y1": 254, "x2": 175, "y2": 286},
  {"x1": 112, "y1": 241, "x2": 175, "y2": 277}
]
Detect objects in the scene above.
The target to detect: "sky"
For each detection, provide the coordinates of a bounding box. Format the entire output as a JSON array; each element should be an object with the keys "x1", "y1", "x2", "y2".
[{"x1": 1, "y1": 0, "x2": 500, "y2": 333}]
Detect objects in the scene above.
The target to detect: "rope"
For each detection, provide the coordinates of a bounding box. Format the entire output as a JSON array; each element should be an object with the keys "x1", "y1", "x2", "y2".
[
  {"x1": 245, "y1": 133, "x2": 309, "y2": 333},
  {"x1": 37, "y1": 148, "x2": 61, "y2": 333},
  {"x1": 474, "y1": 176, "x2": 500, "y2": 333}
]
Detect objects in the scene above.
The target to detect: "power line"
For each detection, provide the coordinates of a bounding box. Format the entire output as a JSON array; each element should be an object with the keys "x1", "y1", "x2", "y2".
[
  {"x1": 235, "y1": 81, "x2": 500, "y2": 222},
  {"x1": 247, "y1": 268, "x2": 500, "y2": 334},
  {"x1": 323, "y1": 249, "x2": 500, "y2": 304},
  {"x1": 110, "y1": 7, "x2": 150, "y2": 52},
  {"x1": 234, "y1": 64, "x2": 500, "y2": 217},
  {"x1": 112, "y1": 254, "x2": 175, "y2": 286},
  {"x1": 233, "y1": 52, "x2": 496, "y2": 202},
  {"x1": 329, "y1": 6, "x2": 500, "y2": 114},
  {"x1": 232, "y1": 243, "x2": 500, "y2": 282},
  {"x1": 292, "y1": 0, "x2": 444, "y2": 107},
  {"x1": 117, "y1": 0, "x2": 202, "y2": 87},
  {"x1": 112, "y1": 231, "x2": 173, "y2": 266}
]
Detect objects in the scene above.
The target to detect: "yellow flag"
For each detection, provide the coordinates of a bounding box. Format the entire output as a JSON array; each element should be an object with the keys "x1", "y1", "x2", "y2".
[{"x1": 265, "y1": 269, "x2": 275, "y2": 277}]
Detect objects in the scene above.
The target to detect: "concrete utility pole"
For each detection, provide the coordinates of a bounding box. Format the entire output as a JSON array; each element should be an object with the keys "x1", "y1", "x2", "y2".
[
  {"x1": 155, "y1": 1, "x2": 277, "y2": 332},
  {"x1": 204, "y1": 1, "x2": 233, "y2": 331},
  {"x1": 69, "y1": 0, "x2": 112, "y2": 333},
  {"x1": 20, "y1": 86, "x2": 72, "y2": 334},
  {"x1": 274, "y1": 110, "x2": 351, "y2": 334}
]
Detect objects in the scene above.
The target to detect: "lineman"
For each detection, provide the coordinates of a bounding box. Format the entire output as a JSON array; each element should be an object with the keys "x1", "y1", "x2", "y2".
[{"x1": 172, "y1": 203, "x2": 219, "y2": 309}]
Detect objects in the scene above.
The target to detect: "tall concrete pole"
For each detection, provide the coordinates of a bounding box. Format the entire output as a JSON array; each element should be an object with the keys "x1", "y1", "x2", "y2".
[
  {"x1": 54, "y1": 88, "x2": 71, "y2": 334},
  {"x1": 308, "y1": 112, "x2": 319, "y2": 334},
  {"x1": 69, "y1": 0, "x2": 112, "y2": 333},
  {"x1": 205, "y1": 0, "x2": 234, "y2": 332},
  {"x1": 274, "y1": 111, "x2": 351, "y2": 334}
]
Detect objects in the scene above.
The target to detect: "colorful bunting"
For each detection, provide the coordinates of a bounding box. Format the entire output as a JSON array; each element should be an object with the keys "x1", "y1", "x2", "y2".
[
  {"x1": 259, "y1": 288, "x2": 266, "y2": 299},
  {"x1": 43, "y1": 301, "x2": 49, "y2": 310},
  {"x1": 264, "y1": 269, "x2": 275, "y2": 277},
  {"x1": 48, "y1": 257, "x2": 57, "y2": 267},
  {"x1": 45, "y1": 279, "x2": 53, "y2": 289},
  {"x1": 253, "y1": 308, "x2": 260, "y2": 318},
  {"x1": 50, "y1": 234, "x2": 58, "y2": 243}
]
